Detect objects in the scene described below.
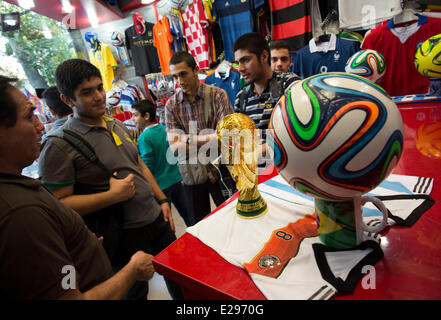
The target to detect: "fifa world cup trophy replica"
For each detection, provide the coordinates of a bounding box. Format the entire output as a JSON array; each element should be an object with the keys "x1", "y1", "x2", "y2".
[{"x1": 217, "y1": 113, "x2": 268, "y2": 218}]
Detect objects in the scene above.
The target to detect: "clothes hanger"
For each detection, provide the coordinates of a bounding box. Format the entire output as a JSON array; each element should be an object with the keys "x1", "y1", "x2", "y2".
[
  {"x1": 315, "y1": 9, "x2": 337, "y2": 44},
  {"x1": 217, "y1": 60, "x2": 231, "y2": 74},
  {"x1": 387, "y1": 9, "x2": 428, "y2": 29}
]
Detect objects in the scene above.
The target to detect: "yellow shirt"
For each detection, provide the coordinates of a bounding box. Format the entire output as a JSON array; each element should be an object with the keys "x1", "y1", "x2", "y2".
[{"x1": 88, "y1": 43, "x2": 117, "y2": 92}]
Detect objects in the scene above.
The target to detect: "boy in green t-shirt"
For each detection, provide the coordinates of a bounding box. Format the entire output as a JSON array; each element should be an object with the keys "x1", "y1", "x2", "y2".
[{"x1": 132, "y1": 100, "x2": 195, "y2": 226}]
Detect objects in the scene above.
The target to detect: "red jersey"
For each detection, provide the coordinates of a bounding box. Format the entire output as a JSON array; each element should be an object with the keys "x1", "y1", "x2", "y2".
[{"x1": 361, "y1": 17, "x2": 441, "y2": 97}]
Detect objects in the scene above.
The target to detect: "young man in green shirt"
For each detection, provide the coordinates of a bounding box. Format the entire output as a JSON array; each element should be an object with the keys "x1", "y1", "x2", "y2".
[{"x1": 132, "y1": 100, "x2": 195, "y2": 227}]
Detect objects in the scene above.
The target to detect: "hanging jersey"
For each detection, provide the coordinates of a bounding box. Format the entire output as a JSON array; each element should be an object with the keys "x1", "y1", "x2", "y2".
[
  {"x1": 186, "y1": 174, "x2": 433, "y2": 299},
  {"x1": 182, "y1": 0, "x2": 210, "y2": 69},
  {"x1": 205, "y1": 67, "x2": 241, "y2": 106},
  {"x1": 212, "y1": 0, "x2": 262, "y2": 61},
  {"x1": 361, "y1": 17, "x2": 441, "y2": 96},
  {"x1": 338, "y1": 0, "x2": 402, "y2": 29},
  {"x1": 153, "y1": 16, "x2": 174, "y2": 75},
  {"x1": 125, "y1": 24, "x2": 161, "y2": 76},
  {"x1": 293, "y1": 34, "x2": 360, "y2": 79},
  {"x1": 269, "y1": 0, "x2": 312, "y2": 52},
  {"x1": 88, "y1": 43, "x2": 117, "y2": 92},
  {"x1": 115, "y1": 46, "x2": 130, "y2": 65}
]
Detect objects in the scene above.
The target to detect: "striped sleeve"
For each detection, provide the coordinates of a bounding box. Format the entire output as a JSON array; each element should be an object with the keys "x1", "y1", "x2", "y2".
[{"x1": 234, "y1": 88, "x2": 244, "y2": 113}]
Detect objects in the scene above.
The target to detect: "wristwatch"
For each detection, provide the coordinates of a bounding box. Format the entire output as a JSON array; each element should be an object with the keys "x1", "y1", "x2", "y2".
[{"x1": 158, "y1": 197, "x2": 170, "y2": 205}]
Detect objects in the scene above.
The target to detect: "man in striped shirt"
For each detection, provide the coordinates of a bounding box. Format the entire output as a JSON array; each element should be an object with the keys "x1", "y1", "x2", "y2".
[
  {"x1": 165, "y1": 51, "x2": 234, "y2": 222},
  {"x1": 233, "y1": 33, "x2": 300, "y2": 160}
]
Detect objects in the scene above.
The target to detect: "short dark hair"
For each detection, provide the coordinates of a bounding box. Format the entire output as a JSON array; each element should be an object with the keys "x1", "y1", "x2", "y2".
[
  {"x1": 42, "y1": 86, "x2": 72, "y2": 118},
  {"x1": 55, "y1": 59, "x2": 102, "y2": 100},
  {"x1": 0, "y1": 75, "x2": 19, "y2": 127},
  {"x1": 233, "y1": 32, "x2": 270, "y2": 65},
  {"x1": 269, "y1": 40, "x2": 291, "y2": 52},
  {"x1": 132, "y1": 99, "x2": 156, "y2": 122},
  {"x1": 169, "y1": 51, "x2": 197, "y2": 70}
]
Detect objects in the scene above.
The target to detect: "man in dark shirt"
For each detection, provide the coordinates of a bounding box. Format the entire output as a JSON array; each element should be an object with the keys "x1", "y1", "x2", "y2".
[
  {"x1": 0, "y1": 75, "x2": 154, "y2": 299},
  {"x1": 233, "y1": 33, "x2": 300, "y2": 165}
]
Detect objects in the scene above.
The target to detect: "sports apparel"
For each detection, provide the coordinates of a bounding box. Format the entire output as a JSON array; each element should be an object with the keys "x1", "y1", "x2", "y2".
[
  {"x1": 269, "y1": 0, "x2": 312, "y2": 52},
  {"x1": 169, "y1": 9, "x2": 187, "y2": 52},
  {"x1": 293, "y1": 34, "x2": 359, "y2": 79},
  {"x1": 0, "y1": 173, "x2": 113, "y2": 299},
  {"x1": 338, "y1": 0, "x2": 402, "y2": 29},
  {"x1": 212, "y1": 0, "x2": 262, "y2": 60},
  {"x1": 204, "y1": 67, "x2": 240, "y2": 106},
  {"x1": 182, "y1": 0, "x2": 210, "y2": 69},
  {"x1": 125, "y1": 24, "x2": 161, "y2": 76},
  {"x1": 361, "y1": 16, "x2": 441, "y2": 96},
  {"x1": 153, "y1": 16, "x2": 174, "y2": 75},
  {"x1": 187, "y1": 174, "x2": 433, "y2": 299},
  {"x1": 88, "y1": 43, "x2": 117, "y2": 92}
]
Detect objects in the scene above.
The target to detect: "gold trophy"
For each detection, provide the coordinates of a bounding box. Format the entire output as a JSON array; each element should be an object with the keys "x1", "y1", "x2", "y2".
[{"x1": 217, "y1": 113, "x2": 268, "y2": 218}]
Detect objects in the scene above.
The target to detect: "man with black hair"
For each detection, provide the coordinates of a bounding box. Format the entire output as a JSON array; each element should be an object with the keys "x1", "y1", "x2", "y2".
[
  {"x1": 38, "y1": 59, "x2": 183, "y2": 300},
  {"x1": 41, "y1": 86, "x2": 72, "y2": 137},
  {"x1": 165, "y1": 51, "x2": 234, "y2": 223},
  {"x1": 233, "y1": 33, "x2": 300, "y2": 158},
  {"x1": 0, "y1": 75, "x2": 155, "y2": 299},
  {"x1": 269, "y1": 40, "x2": 293, "y2": 74},
  {"x1": 132, "y1": 99, "x2": 194, "y2": 227}
]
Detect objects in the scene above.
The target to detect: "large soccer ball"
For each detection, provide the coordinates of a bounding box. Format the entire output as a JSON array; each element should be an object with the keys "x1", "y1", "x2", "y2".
[
  {"x1": 414, "y1": 33, "x2": 441, "y2": 78},
  {"x1": 268, "y1": 72, "x2": 404, "y2": 200},
  {"x1": 345, "y1": 49, "x2": 386, "y2": 83}
]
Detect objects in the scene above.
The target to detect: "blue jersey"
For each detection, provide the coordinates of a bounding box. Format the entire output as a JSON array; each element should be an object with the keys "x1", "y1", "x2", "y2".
[
  {"x1": 212, "y1": 0, "x2": 263, "y2": 60},
  {"x1": 205, "y1": 68, "x2": 241, "y2": 106},
  {"x1": 294, "y1": 34, "x2": 359, "y2": 79}
]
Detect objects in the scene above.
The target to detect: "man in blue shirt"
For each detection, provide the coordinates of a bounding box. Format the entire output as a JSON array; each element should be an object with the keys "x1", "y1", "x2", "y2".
[{"x1": 132, "y1": 99, "x2": 195, "y2": 227}]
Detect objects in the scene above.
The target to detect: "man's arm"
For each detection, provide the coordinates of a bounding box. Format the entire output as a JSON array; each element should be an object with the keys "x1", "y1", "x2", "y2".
[
  {"x1": 58, "y1": 251, "x2": 155, "y2": 300},
  {"x1": 137, "y1": 155, "x2": 175, "y2": 232},
  {"x1": 50, "y1": 174, "x2": 135, "y2": 216}
]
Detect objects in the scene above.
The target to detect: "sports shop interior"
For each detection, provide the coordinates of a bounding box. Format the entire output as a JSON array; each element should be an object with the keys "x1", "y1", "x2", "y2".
[{"x1": 1, "y1": 0, "x2": 441, "y2": 302}]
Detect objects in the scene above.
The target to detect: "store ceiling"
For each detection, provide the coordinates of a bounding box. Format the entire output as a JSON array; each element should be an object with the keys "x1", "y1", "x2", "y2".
[{"x1": 2, "y1": 0, "x2": 159, "y2": 29}]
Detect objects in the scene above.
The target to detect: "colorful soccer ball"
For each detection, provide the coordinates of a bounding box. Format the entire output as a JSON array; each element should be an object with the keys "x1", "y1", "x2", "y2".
[
  {"x1": 414, "y1": 33, "x2": 441, "y2": 78},
  {"x1": 107, "y1": 91, "x2": 120, "y2": 107},
  {"x1": 345, "y1": 49, "x2": 386, "y2": 83},
  {"x1": 110, "y1": 31, "x2": 124, "y2": 47},
  {"x1": 268, "y1": 72, "x2": 404, "y2": 200}
]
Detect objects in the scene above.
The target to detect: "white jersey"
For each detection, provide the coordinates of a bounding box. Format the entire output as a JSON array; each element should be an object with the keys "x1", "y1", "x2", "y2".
[
  {"x1": 186, "y1": 174, "x2": 433, "y2": 300},
  {"x1": 338, "y1": 0, "x2": 402, "y2": 29}
]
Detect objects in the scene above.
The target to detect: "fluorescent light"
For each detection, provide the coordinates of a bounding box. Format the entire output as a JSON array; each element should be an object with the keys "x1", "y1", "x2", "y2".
[
  {"x1": 83, "y1": 1, "x2": 99, "y2": 28},
  {"x1": 61, "y1": 0, "x2": 74, "y2": 13},
  {"x1": 17, "y1": 0, "x2": 35, "y2": 9}
]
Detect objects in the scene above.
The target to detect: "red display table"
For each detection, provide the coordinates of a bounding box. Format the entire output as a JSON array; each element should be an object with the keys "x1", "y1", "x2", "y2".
[{"x1": 153, "y1": 100, "x2": 441, "y2": 300}]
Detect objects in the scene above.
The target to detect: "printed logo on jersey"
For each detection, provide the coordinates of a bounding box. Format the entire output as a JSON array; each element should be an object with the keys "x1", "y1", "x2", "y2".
[{"x1": 243, "y1": 214, "x2": 318, "y2": 278}]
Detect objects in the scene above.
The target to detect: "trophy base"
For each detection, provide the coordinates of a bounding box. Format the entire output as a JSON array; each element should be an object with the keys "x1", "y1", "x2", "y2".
[{"x1": 236, "y1": 195, "x2": 268, "y2": 219}]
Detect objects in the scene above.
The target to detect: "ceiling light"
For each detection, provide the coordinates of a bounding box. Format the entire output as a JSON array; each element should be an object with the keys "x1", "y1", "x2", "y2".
[
  {"x1": 141, "y1": 0, "x2": 156, "y2": 4},
  {"x1": 61, "y1": 0, "x2": 74, "y2": 13}
]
